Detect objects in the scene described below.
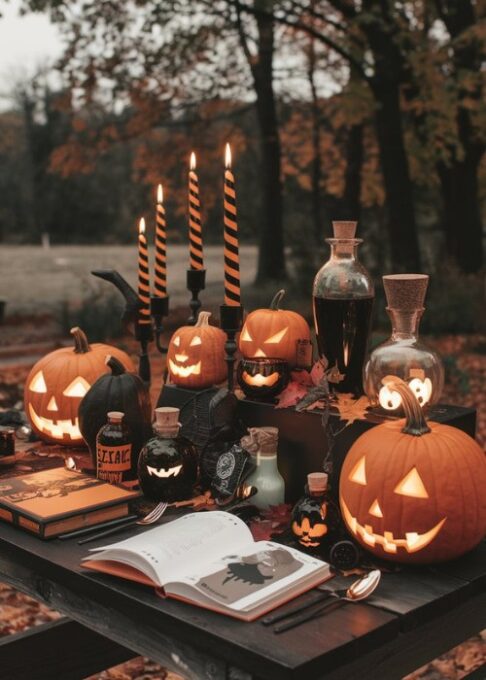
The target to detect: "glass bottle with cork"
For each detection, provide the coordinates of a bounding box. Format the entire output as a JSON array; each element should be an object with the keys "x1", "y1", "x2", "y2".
[
  {"x1": 137, "y1": 407, "x2": 198, "y2": 503},
  {"x1": 96, "y1": 411, "x2": 135, "y2": 487},
  {"x1": 291, "y1": 472, "x2": 338, "y2": 552},
  {"x1": 241, "y1": 427, "x2": 285, "y2": 510},
  {"x1": 313, "y1": 221, "x2": 374, "y2": 395}
]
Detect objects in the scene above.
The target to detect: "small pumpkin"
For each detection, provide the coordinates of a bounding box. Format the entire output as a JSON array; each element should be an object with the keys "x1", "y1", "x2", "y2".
[
  {"x1": 24, "y1": 327, "x2": 134, "y2": 445},
  {"x1": 239, "y1": 289, "x2": 310, "y2": 367},
  {"x1": 237, "y1": 358, "x2": 289, "y2": 400},
  {"x1": 167, "y1": 311, "x2": 227, "y2": 389},
  {"x1": 339, "y1": 378, "x2": 486, "y2": 564},
  {"x1": 79, "y1": 356, "x2": 152, "y2": 472}
]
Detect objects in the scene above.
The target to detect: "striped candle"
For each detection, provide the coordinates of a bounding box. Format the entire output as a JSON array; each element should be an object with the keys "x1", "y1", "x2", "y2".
[
  {"x1": 223, "y1": 143, "x2": 241, "y2": 306},
  {"x1": 137, "y1": 217, "x2": 151, "y2": 325},
  {"x1": 154, "y1": 184, "x2": 167, "y2": 297},
  {"x1": 189, "y1": 152, "x2": 204, "y2": 270}
]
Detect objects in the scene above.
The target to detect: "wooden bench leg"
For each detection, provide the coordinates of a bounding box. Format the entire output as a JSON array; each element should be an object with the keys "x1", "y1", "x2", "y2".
[{"x1": 0, "y1": 616, "x2": 136, "y2": 680}]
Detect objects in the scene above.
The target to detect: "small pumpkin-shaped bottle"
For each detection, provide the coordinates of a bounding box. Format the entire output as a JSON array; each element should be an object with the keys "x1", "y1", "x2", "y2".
[
  {"x1": 291, "y1": 473, "x2": 339, "y2": 551},
  {"x1": 138, "y1": 407, "x2": 198, "y2": 502}
]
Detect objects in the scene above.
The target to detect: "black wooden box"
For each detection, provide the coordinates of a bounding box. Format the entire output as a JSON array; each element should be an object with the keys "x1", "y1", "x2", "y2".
[{"x1": 159, "y1": 385, "x2": 477, "y2": 503}]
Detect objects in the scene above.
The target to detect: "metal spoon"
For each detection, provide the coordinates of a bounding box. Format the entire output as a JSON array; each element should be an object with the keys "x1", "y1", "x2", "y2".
[{"x1": 274, "y1": 570, "x2": 381, "y2": 634}]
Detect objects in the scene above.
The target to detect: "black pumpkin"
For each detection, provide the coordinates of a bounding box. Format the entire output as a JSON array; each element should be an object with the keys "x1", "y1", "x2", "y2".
[
  {"x1": 79, "y1": 356, "x2": 152, "y2": 476},
  {"x1": 138, "y1": 432, "x2": 198, "y2": 502},
  {"x1": 237, "y1": 358, "x2": 289, "y2": 400}
]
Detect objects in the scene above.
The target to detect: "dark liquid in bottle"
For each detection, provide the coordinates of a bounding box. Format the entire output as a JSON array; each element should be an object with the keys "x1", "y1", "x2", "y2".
[
  {"x1": 313, "y1": 296, "x2": 374, "y2": 395},
  {"x1": 96, "y1": 422, "x2": 134, "y2": 486}
]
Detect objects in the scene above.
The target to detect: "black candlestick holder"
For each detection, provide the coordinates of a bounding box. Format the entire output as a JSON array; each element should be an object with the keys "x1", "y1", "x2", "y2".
[
  {"x1": 187, "y1": 268, "x2": 206, "y2": 325},
  {"x1": 135, "y1": 321, "x2": 153, "y2": 385},
  {"x1": 150, "y1": 295, "x2": 170, "y2": 354},
  {"x1": 220, "y1": 304, "x2": 244, "y2": 392}
]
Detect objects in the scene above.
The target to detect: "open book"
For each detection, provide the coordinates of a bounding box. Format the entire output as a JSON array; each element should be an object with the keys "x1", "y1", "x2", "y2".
[{"x1": 82, "y1": 511, "x2": 331, "y2": 621}]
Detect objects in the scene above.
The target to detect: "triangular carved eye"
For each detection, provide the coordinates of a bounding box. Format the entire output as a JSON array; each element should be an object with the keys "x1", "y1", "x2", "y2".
[
  {"x1": 349, "y1": 456, "x2": 367, "y2": 485},
  {"x1": 30, "y1": 371, "x2": 47, "y2": 393},
  {"x1": 394, "y1": 467, "x2": 428, "y2": 499},
  {"x1": 190, "y1": 335, "x2": 202, "y2": 346},
  {"x1": 173, "y1": 336, "x2": 181, "y2": 347},
  {"x1": 63, "y1": 377, "x2": 90, "y2": 398},
  {"x1": 241, "y1": 327, "x2": 252, "y2": 342},
  {"x1": 265, "y1": 328, "x2": 288, "y2": 344}
]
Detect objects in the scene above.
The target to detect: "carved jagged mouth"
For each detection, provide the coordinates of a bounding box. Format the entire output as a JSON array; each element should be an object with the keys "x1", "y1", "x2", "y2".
[
  {"x1": 169, "y1": 359, "x2": 201, "y2": 378},
  {"x1": 242, "y1": 371, "x2": 279, "y2": 387},
  {"x1": 341, "y1": 499, "x2": 446, "y2": 554},
  {"x1": 29, "y1": 403, "x2": 81, "y2": 441},
  {"x1": 147, "y1": 465, "x2": 182, "y2": 478}
]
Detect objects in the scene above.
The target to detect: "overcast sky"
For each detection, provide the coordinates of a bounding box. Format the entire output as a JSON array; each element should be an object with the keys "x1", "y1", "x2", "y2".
[{"x1": 0, "y1": 0, "x2": 62, "y2": 97}]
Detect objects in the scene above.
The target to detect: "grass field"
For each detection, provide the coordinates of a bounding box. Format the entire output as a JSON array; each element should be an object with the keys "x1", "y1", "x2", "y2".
[{"x1": 0, "y1": 244, "x2": 258, "y2": 314}]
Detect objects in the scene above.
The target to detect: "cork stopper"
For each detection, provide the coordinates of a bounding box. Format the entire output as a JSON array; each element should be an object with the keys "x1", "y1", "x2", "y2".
[
  {"x1": 107, "y1": 411, "x2": 124, "y2": 422},
  {"x1": 383, "y1": 274, "x2": 429, "y2": 311},
  {"x1": 154, "y1": 407, "x2": 180, "y2": 437},
  {"x1": 332, "y1": 221, "x2": 357, "y2": 239},
  {"x1": 241, "y1": 426, "x2": 278, "y2": 456},
  {"x1": 307, "y1": 472, "x2": 328, "y2": 494}
]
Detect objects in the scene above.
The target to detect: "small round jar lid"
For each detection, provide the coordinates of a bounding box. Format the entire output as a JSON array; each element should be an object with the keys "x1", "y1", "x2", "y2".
[
  {"x1": 308, "y1": 472, "x2": 328, "y2": 494},
  {"x1": 107, "y1": 411, "x2": 124, "y2": 421},
  {"x1": 332, "y1": 221, "x2": 357, "y2": 239},
  {"x1": 383, "y1": 274, "x2": 429, "y2": 311}
]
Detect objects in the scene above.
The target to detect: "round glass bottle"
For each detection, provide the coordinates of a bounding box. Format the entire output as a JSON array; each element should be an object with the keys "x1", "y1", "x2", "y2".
[
  {"x1": 313, "y1": 221, "x2": 374, "y2": 395},
  {"x1": 364, "y1": 274, "x2": 444, "y2": 413},
  {"x1": 137, "y1": 407, "x2": 198, "y2": 502}
]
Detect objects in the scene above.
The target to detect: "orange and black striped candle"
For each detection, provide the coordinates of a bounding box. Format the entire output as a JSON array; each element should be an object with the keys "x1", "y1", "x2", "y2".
[
  {"x1": 137, "y1": 217, "x2": 151, "y2": 325},
  {"x1": 224, "y1": 143, "x2": 241, "y2": 306},
  {"x1": 188, "y1": 152, "x2": 204, "y2": 270},
  {"x1": 154, "y1": 184, "x2": 167, "y2": 297}
]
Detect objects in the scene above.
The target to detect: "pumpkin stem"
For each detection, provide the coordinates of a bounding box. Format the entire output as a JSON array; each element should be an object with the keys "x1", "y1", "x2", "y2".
[
  {"x1": 270, "y1": 289, "x2": 286, "y2": 311},
  {"x1": 383, "y1": 377, "x2": 431, "y2": 436},
  {"x1": 105, "y1": 355, "x2": 126, "y2": 376},
  {"x1": 195, "y1": 311, "x2": 212, "y2": 328},
  {"x1": 70, "y1": 327, "x2": 91, "y2": 354}
]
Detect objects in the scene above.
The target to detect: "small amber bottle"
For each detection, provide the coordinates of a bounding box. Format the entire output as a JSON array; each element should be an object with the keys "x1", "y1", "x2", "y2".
[{"x1": 96, "y1": 411, "x2": 135, "y2": 487}]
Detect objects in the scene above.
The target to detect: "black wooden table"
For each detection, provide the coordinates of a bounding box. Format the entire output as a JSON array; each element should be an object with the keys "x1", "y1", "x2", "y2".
[{"x1": 0, "y1": 513, "x2": 484, "y2": 680}]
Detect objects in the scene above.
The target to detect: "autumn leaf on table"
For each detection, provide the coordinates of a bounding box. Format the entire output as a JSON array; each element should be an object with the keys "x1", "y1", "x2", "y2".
[
  {"x1": 333, "y1": 393, "x2": 371, "y2": 426},
  {"x1": 275, "y1": 379, "x2": 308, "y2": 408}
]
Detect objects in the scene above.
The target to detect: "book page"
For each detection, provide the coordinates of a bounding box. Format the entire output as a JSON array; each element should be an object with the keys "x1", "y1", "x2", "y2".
[
  {"x1": 85, "y1": 512, "x2": 253, "y2": 586},
  {"x1": 166, "y1": 541, "x2": 328, "y2": 612}
]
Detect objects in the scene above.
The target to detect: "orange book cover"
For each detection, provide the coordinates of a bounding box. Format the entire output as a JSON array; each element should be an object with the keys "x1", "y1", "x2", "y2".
[{"x1": 0, "y1": 467, "x2": 139, "y2": 538}]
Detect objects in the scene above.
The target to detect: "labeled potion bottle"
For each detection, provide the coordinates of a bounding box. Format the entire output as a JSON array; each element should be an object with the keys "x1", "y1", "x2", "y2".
[
  {"x1": 96, "y1": 411, "x2": 135, "y2": 486},
  {"x1": 137, "y1": 407, "x2": 198, "y2": 502},
  {"x1": 364, "y1": 274, "x2": 444, "y2": 413},
  {"x1": 291, "y1": 473, "x2": 337, "y2": 551},
  {"x1": 241, "y1": 427, "x2": 285, "y2": 510},
  {"x1": 313, "y1": 221, "x2": 374, "y2": 395}
]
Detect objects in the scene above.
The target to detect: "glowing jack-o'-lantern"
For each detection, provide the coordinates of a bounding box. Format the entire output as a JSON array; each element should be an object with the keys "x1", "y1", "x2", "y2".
[
  {"x1": 378, "y1": 371, "x2": 433, "y2": 411},
  {"x1": 238, "y1": 289, "x2": 310, "y2": 367},
  {"x1": 167, "y1": 311, "x2": 227, "y2": 389},
  {"x1": 24, "y1": 328, "x2": 134, "y2": 445},
  {"x1": 237, "y1": 358, "x2": 289, "y2": 400},
  {"x1": 339, "y1": 378, "x2": 486, "y2": 564}
]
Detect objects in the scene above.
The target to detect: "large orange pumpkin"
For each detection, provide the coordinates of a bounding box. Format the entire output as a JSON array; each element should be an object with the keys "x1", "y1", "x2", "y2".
[
  {"x1": 238, "y1": 289, "x2": 310, "y2": 367},
  {"x1": 339, "y1": 377, "x2": 486, "y2": 564},
  {"x1": 167, "y1": 311, "x2": 227, "y2": 389},
  {"x1": 24, "y1": 327, "x2": 134, "y2": 445}
]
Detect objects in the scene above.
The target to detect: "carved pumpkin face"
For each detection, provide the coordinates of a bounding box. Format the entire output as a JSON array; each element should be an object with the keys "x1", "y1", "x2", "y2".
[
  {"x1": 137, "y1": 434, "x2": 198, "y2": 502},
  {"x1": 167, "y1": 311, "x2": 227, "y2": 389},
  {"x1": 378, "y1": 373, "x2": 433, "y2": 411},
  {"x1": 239, "y1": 290, "x2": 310, "y2": 367},
  {"x1": 291, "y1": 498, "x2": 328, "y2": 548},
  {"x1": 339, "y1": 379, "x2": 486, "y2": 564},
  {"x1": 24, "y1": 328, "x2": 134, "y2": 446},
  {"x1": 237, "y1": 358, "x2": 289, "y2": 400}
]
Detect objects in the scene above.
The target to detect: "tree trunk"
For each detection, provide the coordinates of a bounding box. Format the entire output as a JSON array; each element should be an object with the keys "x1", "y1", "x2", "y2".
[
  {"x1": 251, "y1": 3, "x2": 286, "y2": 282},
  {"x1": 341, "y1": 123, "x2": 363, "y2": 221},
  {"x1": 372, "y1": 82, "x2": 421, "y2": 271}
]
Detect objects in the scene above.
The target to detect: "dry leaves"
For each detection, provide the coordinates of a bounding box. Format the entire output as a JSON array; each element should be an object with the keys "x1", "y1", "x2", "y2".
[{"x1": 332, "y1": 394, "x2": 371, "y2": 426}]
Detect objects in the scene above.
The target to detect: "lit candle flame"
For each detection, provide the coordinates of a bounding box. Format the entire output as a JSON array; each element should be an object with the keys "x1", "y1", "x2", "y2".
[
  {"x1": 190, "y1": 151, "x2": 196, "y2": 171},
  {"x1": 225, "y1": 143, "x2": 232, "y2": 169},
  {"x1": 157, "y1": 184, "x2": 163, "y2": 204},
  {"x1": 139, "y1": 217, "x2": 146, "y2": 235},
  {"x1": 343, "y1": 342, "x2": 349, "y2": 367}
]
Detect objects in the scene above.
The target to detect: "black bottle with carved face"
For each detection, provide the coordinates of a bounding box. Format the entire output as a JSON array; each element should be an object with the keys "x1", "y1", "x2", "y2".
[
  {"x1": 137, "y1": 407, "x2": 198, "y2": 502},
  {"x1": 291, "y1": 472, "x2": 339, "y2": 552}
]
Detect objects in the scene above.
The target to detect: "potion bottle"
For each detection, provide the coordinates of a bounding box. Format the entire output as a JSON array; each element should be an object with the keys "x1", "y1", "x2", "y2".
[
  {"x1": 137, "y1": 407, "x2": 198, "y2": 502},
  {"x1": 96, "y1": 411, "x2": 135, "y2": 487},
  {"x1": 291, "y1": 473, "x2": 337, "y2": 551},
  {"x1": 241, "y1": 427, "x2": 285, "y2": 510},
  {"x1": 364, "y1": 274, "x2": 444, "y2": 414},
  {"x1": 313, "y1": 221, "x2": 374, "y2": 395}
]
